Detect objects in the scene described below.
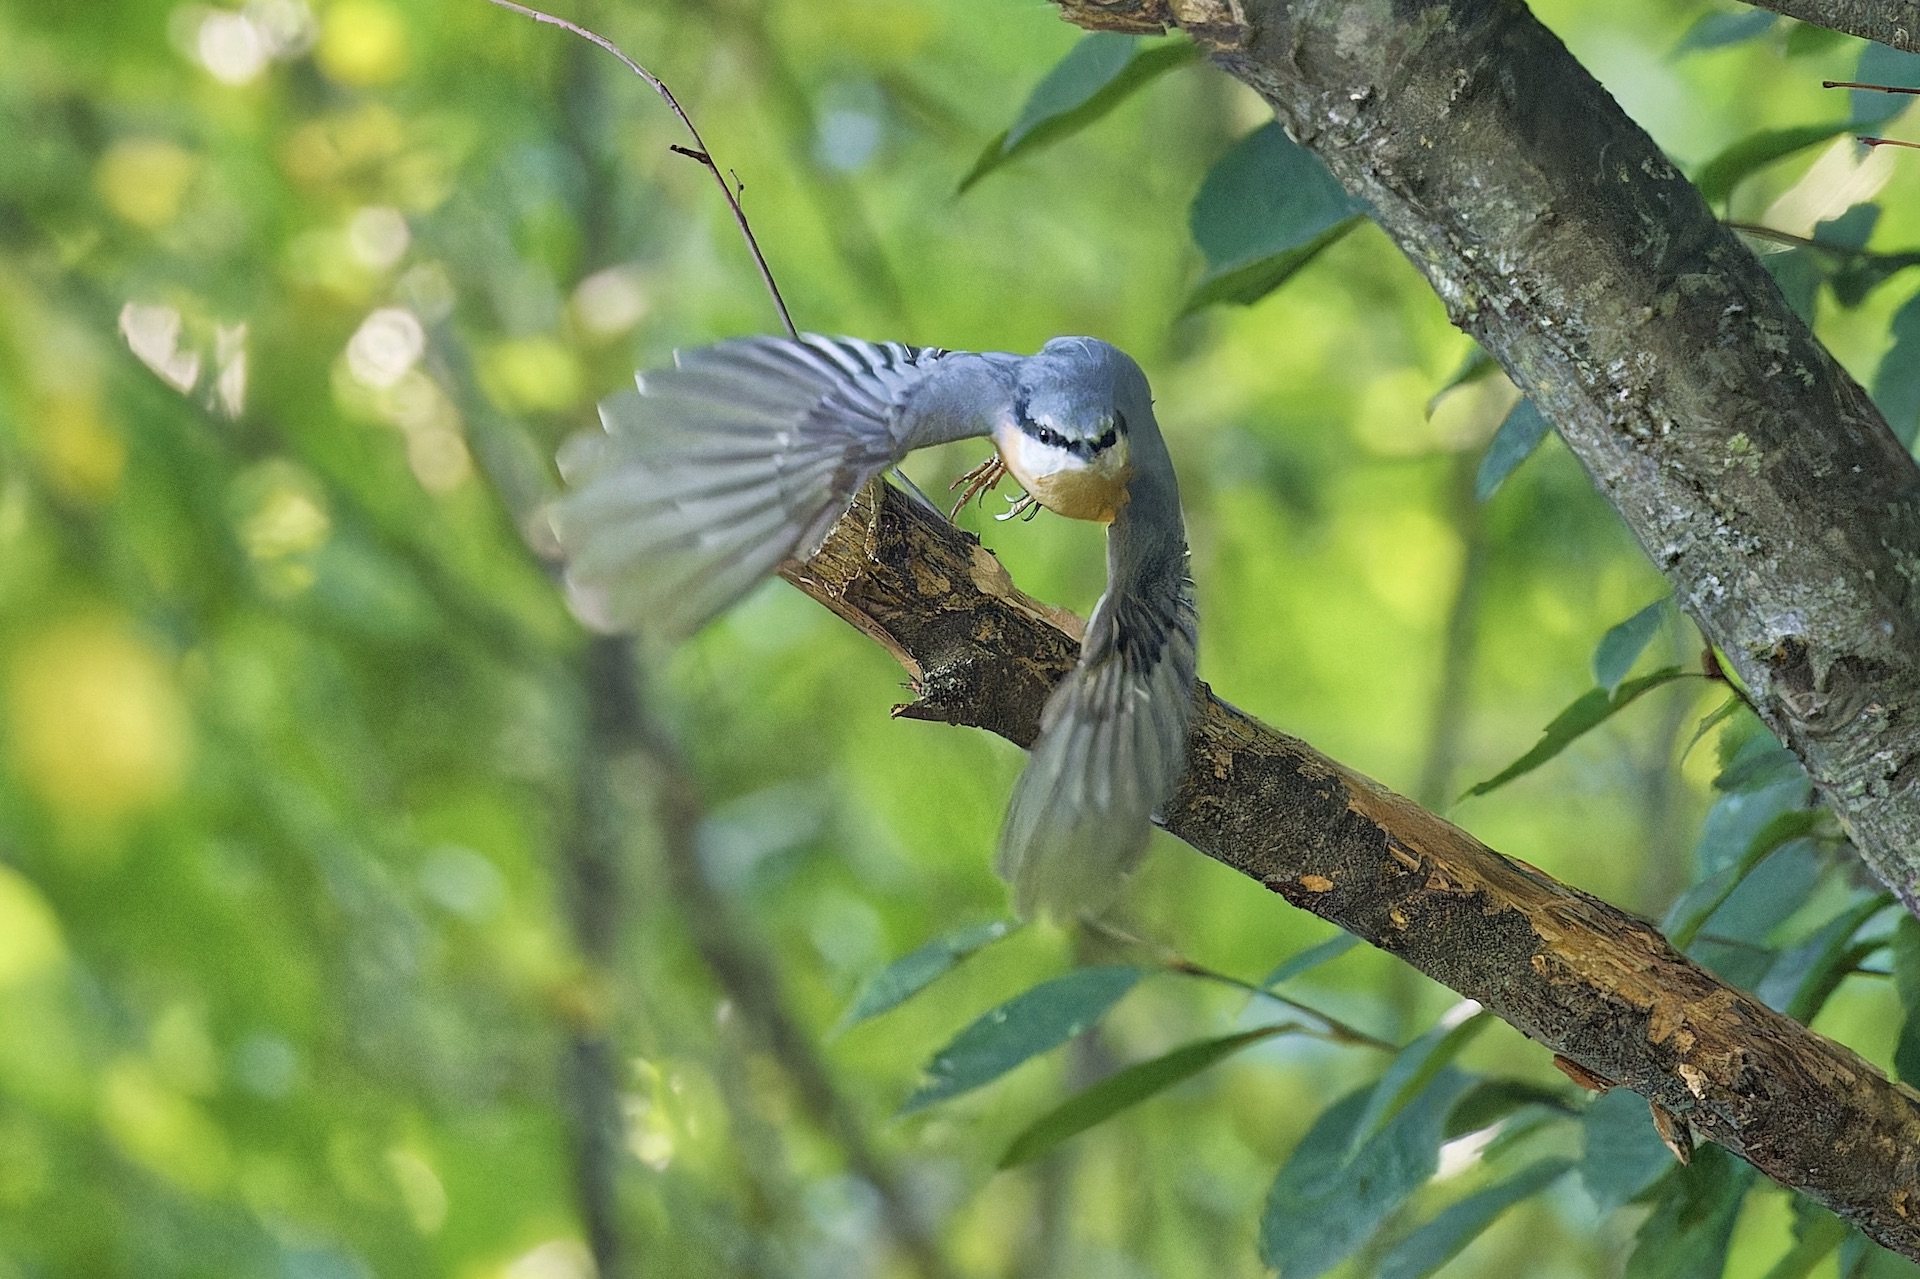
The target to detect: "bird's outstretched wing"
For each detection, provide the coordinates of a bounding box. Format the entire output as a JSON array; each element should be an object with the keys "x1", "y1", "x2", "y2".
[
  {"x1": 995, "y1": 563, "x2": 1198, "y2": 918},
  {"x1": 549, "y1": 335, "x2": 945, "y2": 640}
]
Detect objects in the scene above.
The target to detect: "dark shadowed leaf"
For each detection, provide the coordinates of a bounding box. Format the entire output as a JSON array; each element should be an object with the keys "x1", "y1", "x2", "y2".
[
  {"x1": 1664, "y1": 808, "x2": 1822, "y2": 949},
  {"x1": 1872, "y1": 292, "x2": 1920, "y2": 448},
  {"x1": 1593, "y1": 597, "x2": 1671, "y2": 693},
  {"x1": 958, "y1": 35, "x2": 1200, "y2": 193},
  {"x1": 1695, "y1": 122, "x2": 1855, "y2": 205},
  {"x1": 1893, "y1": 917, "x2": 1920, "y2": 1084},
  {"x1": 1378, "y1": 1158, "x2": 1575, "y2": 1279},
  {"x1": 1445, "y1": 1078, "x2": 1580, "y2": 1139},
  {"x1": 1840, "y1": 1230, "x2": 1920, "y2": 1277},
  {"x1": 1758, "y1": 894, "x2": 1891, "y2": 1024},
  {"x1": 1261, "y1": 933, "x2": 1361, "y2": 988},
  {"x1": 1673, "y1": 9, "x2": 1776, "y2": 54},
  {"x1": 1474, "y1": 397, "x2": 1551, "y2": 501},
  {"x1": 1260, "y1": 1068, "x2": 1477, "y2": 1279},
  {"x1": 1349, "y1": 1009, "x2": 1493, "y2": 1154},
  {"x1": 1762, "y1": 248, "x2": 1823, "y2": 323},
  {"x1": 1851, "y1": 44, "x2": 1920, "y2": 125},
  {"x1": 1625, "y1": 1147, "x2": 1755, "y2": 1279},
  {"x1": 1759, "y1": 1205, "x2": 1849, "y2": 1279},
  {"x1": 1185, "y1": 121, "x2": 1368, "y2": 310},
  {"x1": 900, "y1": 965, "x2": 1141, "y2": 1112},
  {"x1": 841, "y1": 920, "x2": 1014, "y2": 1028},
  {"x1": 1715, "y1": 729, "x2": 1806, "y2": 793},
  {"x1": 1426, "y1": 345, "x2": 1498, "y2": 417},
  {"x1": 1581, "y1": 1087, "x2": 1676, "y2": 1215},
  {"x1": 998, "y1": 1024, "x2": 1289, "y2": 1168},
  {"x1": 1463, "y1": 669, "x2": 1690, "y2": 799},
  {"x1": 1818, "y1": 204, "x2": 1880, "y2": 253}
]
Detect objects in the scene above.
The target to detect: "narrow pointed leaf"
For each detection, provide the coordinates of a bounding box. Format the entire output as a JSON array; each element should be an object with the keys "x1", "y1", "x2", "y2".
[
  {"x1": 1378, "y1": 1158, "x2": 1575, "y2": 1279},
  {"x1": 1593, "y1": 597, "x2": 1671, "y2": 693},
  {"x1": 1758, "y1": 894, "x2": 1891, "y2": 1024},
  {"x1": 1581, "y1": 1086, "x2": 1676, "y2": 1215},
  {"x1": 1682, "y1": 695, "x2": 1743, "y2": 761},
  {"x1": 1695, "y1": 122, "x2": 1855, "y2": 206},
  {"x1": 1892, "y1": 917, "x2": 1920, "y2": 1084},
  {"x1": 1260, "y1": 1068, "x2": 1476, "y2": 1279},
  {"x1": 958, "y1": 36, "x2": 1199, "y2": 193},
  {"x1": 1186, "y1": 121, "x2": 1368, "y2": 310},
  {"x1": 1463, "y1": 668, "x2": 1690, "y2": 799},
  {"x1": 1348, "y1": 1009, "x2": 1493, "y2": 1154},
  {"x1": 998, "y1": 1024, "x2": 1289, "y2": 1168},
  {"x1": 841, "y1": 920, "x2": 1014, "y2": 1028},
  {"x1": 1626, "y1": 1147, "x2": 1754, "y2": 1279},
  {"x1": 1672, "y1": 10, "x2": 1775, "y2": 55},
  {"x1": 1474, "y1": 397, "x2": 1551, "y2": 501},
  {"x1": 900, "y1": 965, "x2": 1140, "y2": 1113},
  {"x1": 1664, "y1": 808, "x2": 1822, "y2": 949},
  {"x1": 1426, "y1": 345, "x2": 1497, "y2": 418},
  {"x1": 1444, "y1": 1078, "x2": 1579, "y2": 1139},
  {"x1": 1261, "y1": 933, "x2": 1361, "y2": 989}
]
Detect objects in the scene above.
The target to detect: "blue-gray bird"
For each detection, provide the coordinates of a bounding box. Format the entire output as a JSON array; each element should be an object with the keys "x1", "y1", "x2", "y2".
[{"x1": 549, "y1": 334, "x2": 1197, "y2": 917}]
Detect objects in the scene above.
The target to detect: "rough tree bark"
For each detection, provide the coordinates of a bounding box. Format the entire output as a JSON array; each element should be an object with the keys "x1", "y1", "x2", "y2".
[
  {"x1": 1047, "y1": 0, "x2": 1920, "y2": 917},
  {"x1": 782, "y1": 482, "x2": 1920, "y2": 1259},
  {"x1": 1739, "y1": 0, "x2": 1920, "y2": 49}
]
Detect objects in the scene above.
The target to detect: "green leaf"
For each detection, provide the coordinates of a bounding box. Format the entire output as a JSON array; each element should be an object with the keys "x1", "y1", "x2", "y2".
[
  {"x1": 958, "y1": 35, "x2": 1200, "y2": 193},
  {"x1": 1261, "y1": 933, "x2": 1360, "y2": 988},
  {"x1": 1444, "y1": 1078, "x2": 1579, "y2": 1139},
  {"x1": 1593, "y1": 597, "x2": 1671, "y2": 693},
  {"x1": 1474, "y1": 397, "x2": 1551, "y2": 502},
  {"x1": 1672, "y1": 9, "x2": 1776, "y2": 55},
  {"x1": 1260, "y1": 1068, "x2": 1477, "y2": 1279},
  {"x1": 1462, "y1": 668, "x2": 1690, "y2": 799},
  {"x1": 1664, "y1": 808, "x2": 1822, "y2": 949},
  {"x1": 1426, "y1": 345, "x2": 1498, "y2": 418},
  {"x1": 1715, "y1": 729, "x2": 1805, "y2": 793},
  {"x1": 1185, "y1": 121, "x2": 1368, "y2": 310},
  {"x1": 998, "y1": 1024, "x2": 1288, "y2": 1168},
  {"x1": 1872, "y1": 291, "x2": 1920, "y2": 448},
  {"x1": 1759, "y1": 1207, "x2": 1849, "y2": 1279},
  {"x1": 1841, "y1": 1229, "x2": 1920, "y2": 1278},
  {"x1": 1850, "y1": 44, "x2": 1920, "y2": 126},
  {"x1": 1181, "y1": 216, "x2": 1364, "y2": 312},
  {"x1": 1377, "y1": 1158, "x2": 1575, "y2": 1279},
  {"x1": 1626, "y1": 1147, "x2": 1755, "y2": 1279},
  {"x1": 1892, "y1": 916, "x2": 1920, "y2": 1084},
  {"x1": 900, "y1": 965, "x2": 1140, "y2": 1113},
  {"x1": 1682, "y1": 695, "x2": 1744, "y2": 762},
  {"x1": 1762, "y1": 247, "x2": 1823, "y2": 324},
  {"x1": 1758, "y1": 894, "x2": 1891, "y2": 1024},
  {"x1": 1695, "y1": 122, "x2": 1855, "y2": 206},
  {"x1": 1581, "y1": 1087, "x2": 1675, "y2": 1215},
  {"x1": 840, "y1": 920, "x2": 1014, "y2": 1028},
  {"x1": 1348, "y1": 1009, "x2": 1493, "y2": 1154}
]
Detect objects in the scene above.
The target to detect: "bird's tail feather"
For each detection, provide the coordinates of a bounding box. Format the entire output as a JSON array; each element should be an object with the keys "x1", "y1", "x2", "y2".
[{"x1": 549, "y1": 335, "x2": 936, "y2": 640}]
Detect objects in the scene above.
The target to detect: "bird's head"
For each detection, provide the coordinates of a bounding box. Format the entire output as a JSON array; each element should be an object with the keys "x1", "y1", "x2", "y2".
[{"x1": 993, "y1": 338, "x2": 1151, "y2": 524}]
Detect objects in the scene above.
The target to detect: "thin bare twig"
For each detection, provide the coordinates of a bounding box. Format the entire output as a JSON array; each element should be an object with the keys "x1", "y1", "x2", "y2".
[
  {"x1": 1824, "y1": 80, "x2": 1920, "y2": 94},
  {"x1": 483, "y1": 0, "x2": 799, "y2": 339}
]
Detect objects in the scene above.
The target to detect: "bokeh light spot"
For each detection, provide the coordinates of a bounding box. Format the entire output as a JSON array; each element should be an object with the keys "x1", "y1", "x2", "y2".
[
  {"x1": 317, "y1": 0, "x2": 408, "y2": 86},
  {"x1": 0, "y1": 866, "x2": 66, "y2": 989},
  {"x1": 95, "y1": 141, "x2": 197, "y2": 230}
]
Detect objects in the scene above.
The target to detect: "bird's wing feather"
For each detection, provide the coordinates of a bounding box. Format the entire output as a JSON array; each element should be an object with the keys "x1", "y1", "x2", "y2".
[
  {"x1": 995, "y1": 568, "x2": 1198, "y2": 918},
  {"x1": 549, "y1": 334, "x2": 947, "y2": 640}
]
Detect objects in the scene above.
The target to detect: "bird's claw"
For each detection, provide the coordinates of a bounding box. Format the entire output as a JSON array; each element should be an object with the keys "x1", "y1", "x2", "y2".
[
  {"x1": 949, "y1": 452, "x2": 1007, "y2": 520},
  {"x1": 996, "y1": 491, "x2": 1041, "y2": 522}
]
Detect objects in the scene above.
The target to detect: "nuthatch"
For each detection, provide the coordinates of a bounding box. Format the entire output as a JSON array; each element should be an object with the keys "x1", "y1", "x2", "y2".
[{"x1": 550, "y1": 334, "x2": 1197, "y2": 917}]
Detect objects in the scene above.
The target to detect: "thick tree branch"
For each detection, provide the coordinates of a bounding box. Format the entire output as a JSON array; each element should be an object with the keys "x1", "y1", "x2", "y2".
[
  {"x1": 783, "y1": 482, "x2": 1920, "y2": 1260},
  {"x1": 1741, "y1": 0, "x2": 1920, "y2": 50},
  {"x1": 1062, "y1": 0, "x2": 1920, "y2": 913}
]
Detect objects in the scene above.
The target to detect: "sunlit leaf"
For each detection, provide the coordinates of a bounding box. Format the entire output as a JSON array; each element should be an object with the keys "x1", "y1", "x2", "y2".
[
  {"x1": 1682, "y1": 695, "x2": 1744, "y2": 761},
  {"x1": 1348, "y1": 1009, "x2": 1492, "y2": 1155},
  {"x1": 998, "y1": 1024, "x2": 1289, "y2": 1168},
  {"x1": 1759, "y1": 1206, "x2": 1850, "y2": 1279},
  {"x1": 1261, "y1": 933, "x2": 1360, "y2": 988},
  {"x1": 900, "y1": 965, "x2": 1141, "y2": 1113},
  {"x1": 1625, "y1": 1147, "x2": 1755, "y2": 1279},
  {"x1": 1593, "y1": 597, "x2": 1671, "y2": 693},
  {"x1": 840, "y1": 920, "x2": 1014, "y2": 1028},
  {"x1": 1260, "y1": 1068, "x2": 1476, "y2": 1279},
  {"x1": 958, "y1": 35, "x2": 1200, "y2": 193},
  {"x1": 1474, "y1": 397, "x2": 1550, "y2": 502},
  {"x1": 1462, "y1": 669, "x2": 1691, "y2": 799},
  {"x1": 1581, "y1": 1087, "x2": 1676, "y2": 1215},
  {"x1": 1694, "y1": 122, "x2": 1855, "y2": 206},
  {"x1": 1377, "y1": 1158, "x2": 1575, "y2": 1279},
  {"x1": 1672, "y1": 9, "x2": 1775, "y2": 55},
  {"x1": 1664, "y1": 808, "x2": 1823, "y2": 949},
  {"x1": 1185, "y1": 121, "x2": 1368, "y2": 311}
]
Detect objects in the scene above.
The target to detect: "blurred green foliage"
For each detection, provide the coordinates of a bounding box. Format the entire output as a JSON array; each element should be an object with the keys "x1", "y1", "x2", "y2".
[{"x1": 3, "y1": 0, "x2": 1920, "y2": 1275}]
